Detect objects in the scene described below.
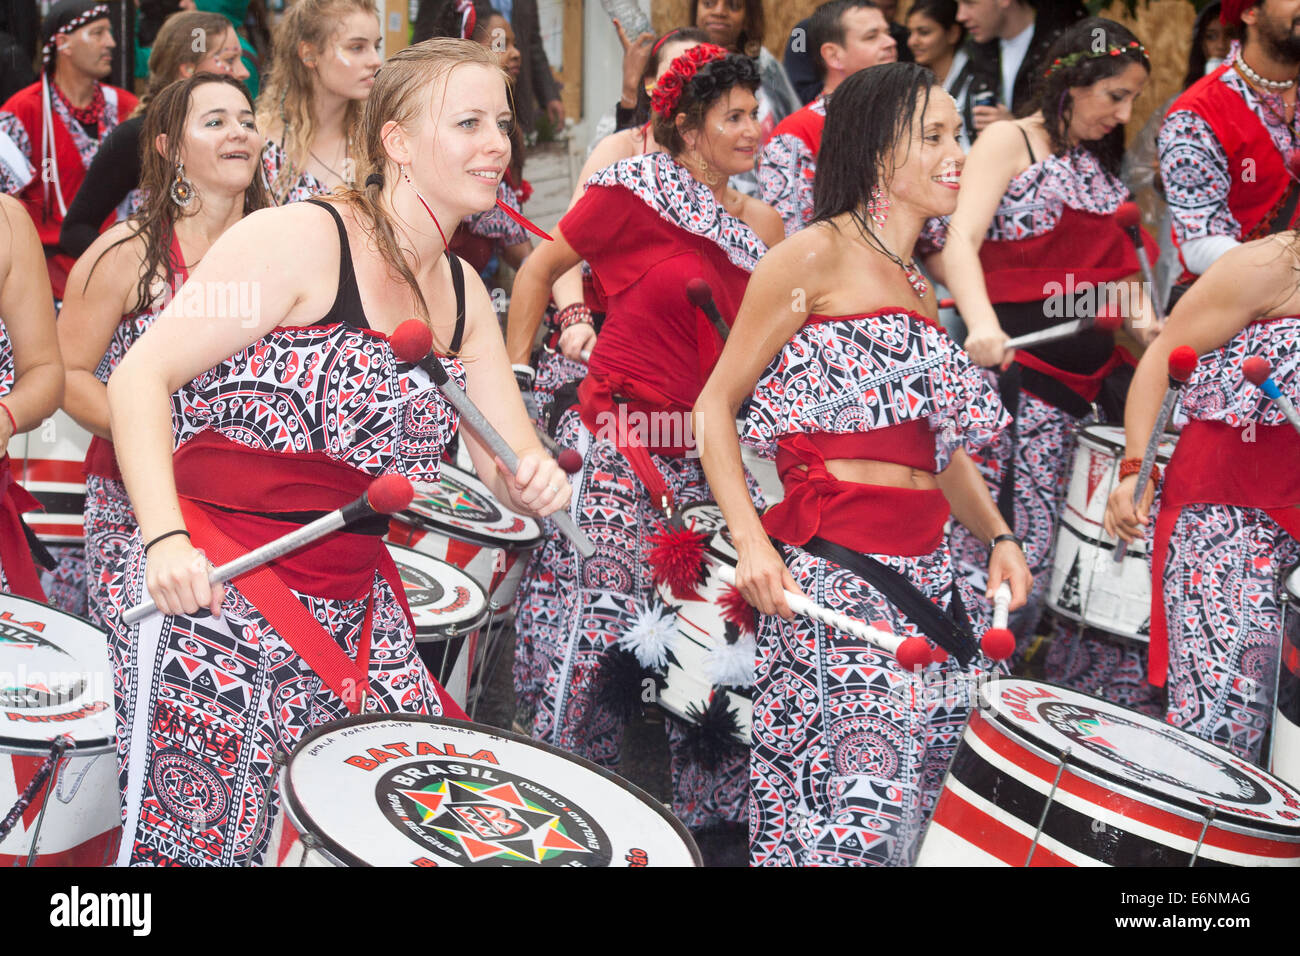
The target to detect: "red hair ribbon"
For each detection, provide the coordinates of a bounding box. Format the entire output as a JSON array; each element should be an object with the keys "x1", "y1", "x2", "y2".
[{"x1": 456, "y1": 0, "x2": 477, "y2": 40}]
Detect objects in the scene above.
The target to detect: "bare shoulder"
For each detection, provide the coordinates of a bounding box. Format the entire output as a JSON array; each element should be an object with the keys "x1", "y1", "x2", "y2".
[
  {"x1": 737, "y1": 194, "x2": 784, "y2": 248},
  {"x1": 218, "y1": 202, "x2": 338, "y2": 262}
]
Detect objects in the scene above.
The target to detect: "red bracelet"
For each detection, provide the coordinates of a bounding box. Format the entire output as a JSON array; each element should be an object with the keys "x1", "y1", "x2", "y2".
[
  {"x1": 0, "y1": 402, "x2": 15, "y2": 435},
  {"x1": 556, "y1": 303, "x2": 593, "y2": 332},
  {"x1": 1119, "y1": 457, "x2": 1160, "y2": 484}
]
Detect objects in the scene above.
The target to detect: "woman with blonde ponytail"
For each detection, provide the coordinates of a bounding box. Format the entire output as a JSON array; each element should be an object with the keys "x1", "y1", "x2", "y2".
[
  {"x1": 102, "y1": 38, "x2": 571, "y2": 866},
  {"x1": 256, "y1": 0, "x2": 382, "y2": 204}
]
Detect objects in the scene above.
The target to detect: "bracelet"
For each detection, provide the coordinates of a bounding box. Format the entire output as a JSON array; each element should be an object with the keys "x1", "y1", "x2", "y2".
[
  {"x1": 556, "y1": 303, "x2": 593, "y2": 332},
  {"x1": 144, "y1": 529, "x2": 191, "y2": 554},
  {"x1": 990, "y1": 533, "x2": 1022, "y2": 550},
  {"x1": 1119, "y1": 457, "x2": 1160, "y2": 484},
  {"x1": 0, "y1": 402, "x2": 14, "y2": 434}
]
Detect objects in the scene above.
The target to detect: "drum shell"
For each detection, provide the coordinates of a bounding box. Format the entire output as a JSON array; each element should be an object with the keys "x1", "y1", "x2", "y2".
[
  {"x1": 389, "y1": 517, "x2": 535, "y2": 621},
  {"x1": 0, "y1": 744, "x2": 120, "y2": 866},
  {"x1": 918, "y1": 679, "x2": 1300, "y2": 867},
  {"x1": 1274, "y1": 565, "x2": 1300, "y2": 791},
  {"x1": 6, "y1": 410, "x2": 92, "y2": 545}
]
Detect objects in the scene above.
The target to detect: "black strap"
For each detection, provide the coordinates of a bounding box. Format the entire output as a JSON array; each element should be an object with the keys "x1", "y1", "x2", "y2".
[
  {"x1": 995, "y1": 364, "x2": 1022, "y2": 529},
  {"x1": 798, "y1": 536, "x2": 980, "y2": 666},
  {"x1": 305, "y1": 198, "x2": 367, "y2": 330},
  {"x1": 1268, "y1": 178, "x2": 1300, "y2": 237},
  {"x1": 546, "y1": 378, "x2": 583, "y2": 440},
  {"x1": 1017, "y1": 124, "x2": 1036, "y2": 164},
  {"x1": 447, "y1": 252, "x2": 466, "y2": 354},
  {"x1": 21, "y1": 520, "x2": 56, "y2": 571}
]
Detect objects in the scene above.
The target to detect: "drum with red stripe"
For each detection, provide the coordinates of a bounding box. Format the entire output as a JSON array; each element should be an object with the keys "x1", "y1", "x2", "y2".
[
  {"x1": 269, "y1": 714, "x2": 701, "y2": 867},
  {"x1": 917, "y1": 677, "x2": 1300, "y2": 866},
  {"x1": 1273, "y1": 563, "x2": 1300, "y2": 791},
  {"x1": 388, "y1": 463, "x2": 542, "y2": 621},
  {"x1": 5, "y1": 410, "x2": 91, "y2": 545},
  {"x1": 390, "y1": 543, "x2": 490, "y2": 715},
  {"x1": 0, "y1": 593, "x2": 120, "y2": 866},
  {"x1": 652, "y1": 502, "x2": 753, "y2": 746}
]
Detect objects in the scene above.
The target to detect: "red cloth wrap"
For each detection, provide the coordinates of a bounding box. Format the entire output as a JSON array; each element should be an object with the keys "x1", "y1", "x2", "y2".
[
  {"x1": 0, "y1": 453, "x2": 47, "y2": 601},
  {"x1": 169, "y1": 430, "x2": 468, "y2": 720},
  {"x1": 979, "y1": 206, "x2": 1157, "y2": 304},
  {"x1": 761, "y1": 432, "x2": 949, "y2": 557},
  {"x1": 769, "y1": 98, "x2": 825, "y2": 156},
  {"x1": 1015, "y1": 346, "x2": 1136, "y2": 403},
  {"x1": 1148, "y1": 420, "x2": 1300, "y2": 686},
  {"x1": 1167, "y1": 62, "x2": 1300, "y2": 285},
  {"x1": 84, "y1": 435, "x2": 120, "y2": 481}
]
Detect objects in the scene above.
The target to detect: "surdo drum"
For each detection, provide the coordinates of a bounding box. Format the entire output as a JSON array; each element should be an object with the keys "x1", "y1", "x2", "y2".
[
  {"x1": 1273, "y1": 563, "x2": 1300, "y2": 791},
  {"x1": 1047, "y1": 424, "x2": 1178, "y2": 643},
  {"x1": 652, "y1": 503, "x2": 754, "y2": 746},
  {"x1": 269, "y1": 715, "x2": 701, "y2": 866},
  {"x1": 4, "y1": 410, "x2": 91, "y2": 547},
  {"x1": 389, "y1": 543, "x2": 489, "y2": 715},
  {"x1": 917, "y1": 677, "x2": 1300, "y2": 866},
  {"x1": 0, "y1": 594, "x2": 119, "y2": 866},
  {"x1": 388, "y1": 462, "x2": 542, "y2": 621}
]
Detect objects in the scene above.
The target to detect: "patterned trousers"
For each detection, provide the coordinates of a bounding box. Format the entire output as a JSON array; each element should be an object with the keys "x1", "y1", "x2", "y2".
[
  {"x1": 513, "y1": 408, "x2": 750, "y2": 830},
  {"x1": 1043, "y1": 618, "x2": 1165, "y2": 717},
  {"x1": 84, "y1": 475, "x2": 136, "y2": 629},
  {"x1": 1162, "y1": 503, "x2": 1300, "y2": 764},
  {"x1": 41, "y1": 545, "x2": 86, "y2": 618},
  {"x1": 751, "y1": 541, "x2": 996, "y2": 867},
  {"x1": 104, "y1": 538, "x2": 445, "y2": 866}
]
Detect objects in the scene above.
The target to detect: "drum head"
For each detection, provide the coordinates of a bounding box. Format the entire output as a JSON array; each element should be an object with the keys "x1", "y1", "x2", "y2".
[
  {"x1": 677, "y1": 502, "x2": 736, "y2": 564},
  {"x1": 1286, "y1": 561, "x2": 1300, "y2": 603},
  {"x1": 281, "y1": 715, "x2": 702, "y2": 867},
  {"x1": 981, "y1": 678, "x2": 1300, "y2": 834},
  {"x1": 389, "y1": 544, "x2": 490, "y2": 640},
  {"x1": 0, "y1": 594, "x2": 112, "y2": 751},
  {"x1": 404, "y1": 464, "x2": 542, "y2": 550},
  {"x1": 1078, "y1": 424, "x2": 1177, "y2": 464}
]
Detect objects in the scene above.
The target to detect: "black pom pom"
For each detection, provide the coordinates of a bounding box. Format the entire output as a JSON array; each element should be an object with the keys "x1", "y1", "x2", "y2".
[
  {"x1": 597, "y1": 647, "x2": 665, "y2": 723},
  {"x1": 679, "y1": 692, "x2": 744, "y2": 772}
]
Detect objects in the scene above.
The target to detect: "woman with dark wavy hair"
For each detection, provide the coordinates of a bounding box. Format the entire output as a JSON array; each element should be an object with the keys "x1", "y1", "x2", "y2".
[
  {"x1": 696, "y1": 61, "x2": 1030, "y2": 866},
  {"x1": 939, "y1": 18, "x2": 1161, "y2": 710},
  {"x1": 506, "y1": 45, "x2": 780, "y2": 840},
  {"x1": 59, "y1": 74, "x2": 267, "y2": 629}
]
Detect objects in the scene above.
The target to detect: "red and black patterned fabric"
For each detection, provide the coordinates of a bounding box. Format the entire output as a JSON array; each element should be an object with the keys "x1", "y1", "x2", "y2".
[{"x1": 756, "y1": 95, "x2": 825, "y2": 236}]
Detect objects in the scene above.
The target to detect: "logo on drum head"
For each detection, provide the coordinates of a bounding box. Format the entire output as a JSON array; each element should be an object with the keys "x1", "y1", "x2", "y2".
[
  {"x1": 420, "y1": 477, "x2": 502, "y2": 526},
  {"x1": 396, "y1": 563, "x2": 472, "y2": 618},
  {"x1": 1037, "y1": 702, "x2": 1269, "y2": 805},
  {"x1": 378, "y1": 760, "x2": 611, "y2": 866},
  {"x1": 150, "y1": 749, "x2": 231, "y2": 826}
]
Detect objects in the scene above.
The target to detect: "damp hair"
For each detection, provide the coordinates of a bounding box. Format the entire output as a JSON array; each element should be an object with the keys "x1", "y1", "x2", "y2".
[
  {"x1": 333, "y1": 38, "x2": 506, "y2": 351},
  {"x1": 254, "y1": 0, "x2": 378, "y2": 204},
  {"x1": 808, "y1": 0, "x2": 880, "y2": 81},
  {"x1": 688, "y1": 0, "x2": 766, "y2": 59},
  {"x1": 135, "y1": 11, "x2": 235, "y2": 115},
  {"x1": 1034, "y1": 17, "x2": 1150, "y2": 177},
  {"x1": 812, "y1": 62, "x2": 934, "y2": 256},
  {"x1": 89, "y1": 74, "x2": 269, "y2": 312},
  {"x1": 650, "y1": 51, "x2": 761, "y2": 156}
]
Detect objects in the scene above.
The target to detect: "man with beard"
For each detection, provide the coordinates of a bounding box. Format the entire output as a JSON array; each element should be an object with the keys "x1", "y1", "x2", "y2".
[
  {"x1": 0, "y1": 1, "x2": 137, "y2": 300},
  {"x1": 1161, "y1": 0, "x2": 1300, "y2": 305}
]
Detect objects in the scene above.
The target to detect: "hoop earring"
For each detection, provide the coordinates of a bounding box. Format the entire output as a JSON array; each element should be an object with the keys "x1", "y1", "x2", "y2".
[
  {"x1": 693, "y1": 151, "x2": 721, "y2": 187},
  {"x1": 865, "y1": 184, "x2": 890, "y2": 227},
  {"x1": 170, "y1": 160, "x2": 194, "y2": 208}
]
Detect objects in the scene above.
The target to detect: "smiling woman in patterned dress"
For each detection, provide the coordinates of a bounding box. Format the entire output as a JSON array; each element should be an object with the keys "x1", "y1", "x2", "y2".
[{"x1": 102, "y1": 39, "x2": 571, "y2": 867}]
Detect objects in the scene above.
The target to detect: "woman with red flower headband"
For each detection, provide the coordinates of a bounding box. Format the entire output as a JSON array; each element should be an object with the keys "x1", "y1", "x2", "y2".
[
  {"x1": 505, "y1": 45, "x2": 781, "y2": 843},
  {"x1": 937, "y1": 17, "x2": 1162, "y2": 711}
]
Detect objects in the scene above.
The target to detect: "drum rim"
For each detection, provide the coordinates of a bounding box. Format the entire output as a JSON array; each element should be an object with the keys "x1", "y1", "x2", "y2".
[
  {"x1": 1076, "y1": 424, "x2": 1177, "y2": 458},
  {"x1": 0, "y1": 591, "x2": 114, "y2": 751},
  {"x1": 394, "y1": 510, "x2": 546, "y2": 552},
  {"x1": 413, "y1": 602, "x2": 492, "y2": 642},
  {"x1": 978, "y1": 678, "x2": 1300, "y2": 841},
  {"x1": 388, "y1": 543, "x2": 494, "y2": 635},
  {"x1": 402, "y1": 464, "x2": 545, "y2": 548},
  {"x1": 281, "y1": 713, "x2": 704, "y2": 867}
]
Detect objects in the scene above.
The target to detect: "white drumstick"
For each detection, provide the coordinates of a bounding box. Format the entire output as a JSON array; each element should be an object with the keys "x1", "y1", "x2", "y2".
[
  {"x1": 579, "y1": 349, "x2": 591, "y2": 363},
  {"x1": 713, "y1": 563, "x2": 931, "y2": 669},
  {"x1": 1003, "y1": 311, "x2": 1122, "y2": 351}
]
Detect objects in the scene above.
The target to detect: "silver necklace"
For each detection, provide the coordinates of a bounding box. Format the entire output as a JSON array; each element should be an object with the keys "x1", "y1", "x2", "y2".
[{"x1": 1237, "y1": 55, "x2": 1296, "y2": 92}]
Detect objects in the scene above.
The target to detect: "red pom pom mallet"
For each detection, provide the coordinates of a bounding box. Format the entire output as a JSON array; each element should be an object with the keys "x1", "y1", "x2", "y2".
[
  {"x1": 390, "y1": 319, "x2": 433, "y2": 364},
  {"x1": 685, "y1": 276, "x2": 732, "y2": 343},
  {"x1": 980, "y1": 582, "x2": 1015, "y2": 662},
  {"x1": 1115, "y1": 200, "x2": 1141, "y2": 232},
  {"x1": 1244, "y1": 356, "x2": 1273, "y2": 386},
  {"x1": 1114, "y1": 199, "x2": 1166, "y2": 328},
  {"x1": 1167, "y1": 344, "x2": 1199, "y2": 383},
  {"x1": 366, "y1": 474, "x2": 415, "y2": 515},
  {"x1": 1243, "y1": 355, "x2": 1300, "y2": 436},
  {"x1": 896, "y1": 637, "x2": 932, "y2": 672},
  {"x1": 557, "y1": 448, "x2": 583, "y2": 474}
]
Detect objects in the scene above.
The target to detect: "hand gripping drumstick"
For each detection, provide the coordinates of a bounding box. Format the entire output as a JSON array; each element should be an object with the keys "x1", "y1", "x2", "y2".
[
  {"x1": 1112, "y1": 345, "x2": 1199, "y2": 564},
  {"x1": 391, "y1": 320, "x2": 596, "y2": 557},
  {"x1": 1003, "y1": 310, "x2": 1123, "y2": 351},
  {"x1": 686, "y1": 277, "x2": 732, "y2": 343},
  {"x1": 1116, "y1": 201, "x2": 1164, "y2": 323},
  {"x1": 982, "y1": 582, "x2": 1015, "y2": 662},
  {"x1": 1244, "y1": 357, "x2": 1300, "y2": 437},
  {"x1": 123, "y1": 474, "x2": 415, "y2": 625}
]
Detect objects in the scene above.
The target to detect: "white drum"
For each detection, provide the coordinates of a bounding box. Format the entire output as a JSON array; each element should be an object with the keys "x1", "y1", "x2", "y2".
[
  {"x1": 388, "y1": 463, "x2": 543, "y2": 621},
  {"x1": 652, "y1": 502, "x2": 753, "y2": 747},
  {"x1": 269, "y1": 715, "x2": 701, "y2": 866},
  {"x1": 5, "y1": 409, "x2": 91, "y2": 545},
  {"x1": 1047, "y1": 424, "x2": 1178, "y2": 643},
  {"x1": 0, "y1": 594, "x2": 119, "y2": 866},
  {"x1": 1274, "y1": 563, "x2": 1300, "y2": 791},
  {"x1": 389, "y1": 543, "x2": 490, "y2": 715},
  {"x1": 918, "y1": 677, "x2": 1300, "y2": 867}
]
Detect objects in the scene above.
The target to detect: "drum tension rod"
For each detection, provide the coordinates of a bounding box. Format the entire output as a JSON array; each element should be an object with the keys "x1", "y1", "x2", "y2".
[
  {"x1": 23, "y1": 735, "x2": 74, "y2": 867},
  {"x1": 1189, "y1": 807, "x2": 1216, "y2": 867},
  {"x1": 1024, "y1": 746, "x2": 1072, "y2": 867}
]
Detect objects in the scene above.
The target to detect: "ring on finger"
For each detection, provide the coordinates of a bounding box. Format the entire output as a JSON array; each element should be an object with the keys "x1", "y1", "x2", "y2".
[{"x1": 547, "y1": 483, "x2": 559, "y2": 494}]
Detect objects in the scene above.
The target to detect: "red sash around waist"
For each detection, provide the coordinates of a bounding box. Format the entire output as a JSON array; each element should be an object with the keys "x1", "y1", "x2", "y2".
[
  {"x1": 1148, "y1": 420, "x2": 1300, "y2": 686},
  {"x1": 761, "y1": 432, "x2": 949, "y2": 557},
  {"x1": 1015, "y1": 346, "x2": 1134, "y2": 403},
  {"x1": 0, "y1": 454, "x2": 47, "y2": 601},
  {"x1": 84, "y1": 435, "x2": 121, "y2": 482}
]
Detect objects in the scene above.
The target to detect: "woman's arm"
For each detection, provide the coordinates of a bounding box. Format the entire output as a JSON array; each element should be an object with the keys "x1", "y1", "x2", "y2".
[
  {"x1": 935, "y1": 449, "x2": 1032, "y2": 609},
  {"x1": 0, "y1": 197, "x2": 62, "y2": 443},
  {"x1": 694, "y1": 235, "x2": 821, "y2": 619},
  {"x1": 455, "y1": 255, "x2": 572, "y2": 518},
  {"x1": 504, "y1": 225, "x2": 583, "y2": 365},
  {"x1": 58, "y1": 226, "x2": 140, "y2": 439},
  {"x1": 940, "y1": 120, "x2": 1027, "y2": 367}
]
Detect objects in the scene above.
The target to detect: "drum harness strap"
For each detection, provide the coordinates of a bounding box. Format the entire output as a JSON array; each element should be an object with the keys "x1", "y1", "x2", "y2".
[{"x1": 797, "y1": 536, "x2": 980, "y2": 666}]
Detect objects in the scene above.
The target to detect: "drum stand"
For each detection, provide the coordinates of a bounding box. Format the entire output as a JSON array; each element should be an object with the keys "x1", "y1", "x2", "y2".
[{"x1": 466, "y1": 604, "x2": 511, "y2": 721}]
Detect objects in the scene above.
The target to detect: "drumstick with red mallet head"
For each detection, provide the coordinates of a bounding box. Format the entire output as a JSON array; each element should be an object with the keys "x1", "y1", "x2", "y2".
[
  {"x1": 1112, "y1": 345, "x2": 1199, "y2": 564},
  {"x1": 686, "y1": 277, "x2": 732, "y2": 343},
  {"x1": 123, "y1": 473, "x2": 416, "y2": 625},
  {"x1": 1244, "y1": 357, "x2": 1300, "y2": 437},
  {"x1": 391, "y1": 320, "x2": 596, "y2": 557},
  {"x1": 1116, "y1": 200, "x2": 1164, "y2": 324},
  {"x1": 980, "y1": 582, "x2": 1016, "y2": 662}
]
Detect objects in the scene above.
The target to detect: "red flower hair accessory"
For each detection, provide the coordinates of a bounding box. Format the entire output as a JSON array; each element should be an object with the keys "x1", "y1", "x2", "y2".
[{"x1": 650, "y1": 43, "x2": 730, "y2": 119}]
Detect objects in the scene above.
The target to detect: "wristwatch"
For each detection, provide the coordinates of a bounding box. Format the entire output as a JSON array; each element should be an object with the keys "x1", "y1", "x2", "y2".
[{"x1": 990, "y1": 533, "x2": 1023, "y2": 550}]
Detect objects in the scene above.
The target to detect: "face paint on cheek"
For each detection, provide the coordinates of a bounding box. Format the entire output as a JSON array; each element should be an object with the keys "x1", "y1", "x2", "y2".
[{"x1": 334, "y1": 45, "x2": 353, "y2": 67}]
